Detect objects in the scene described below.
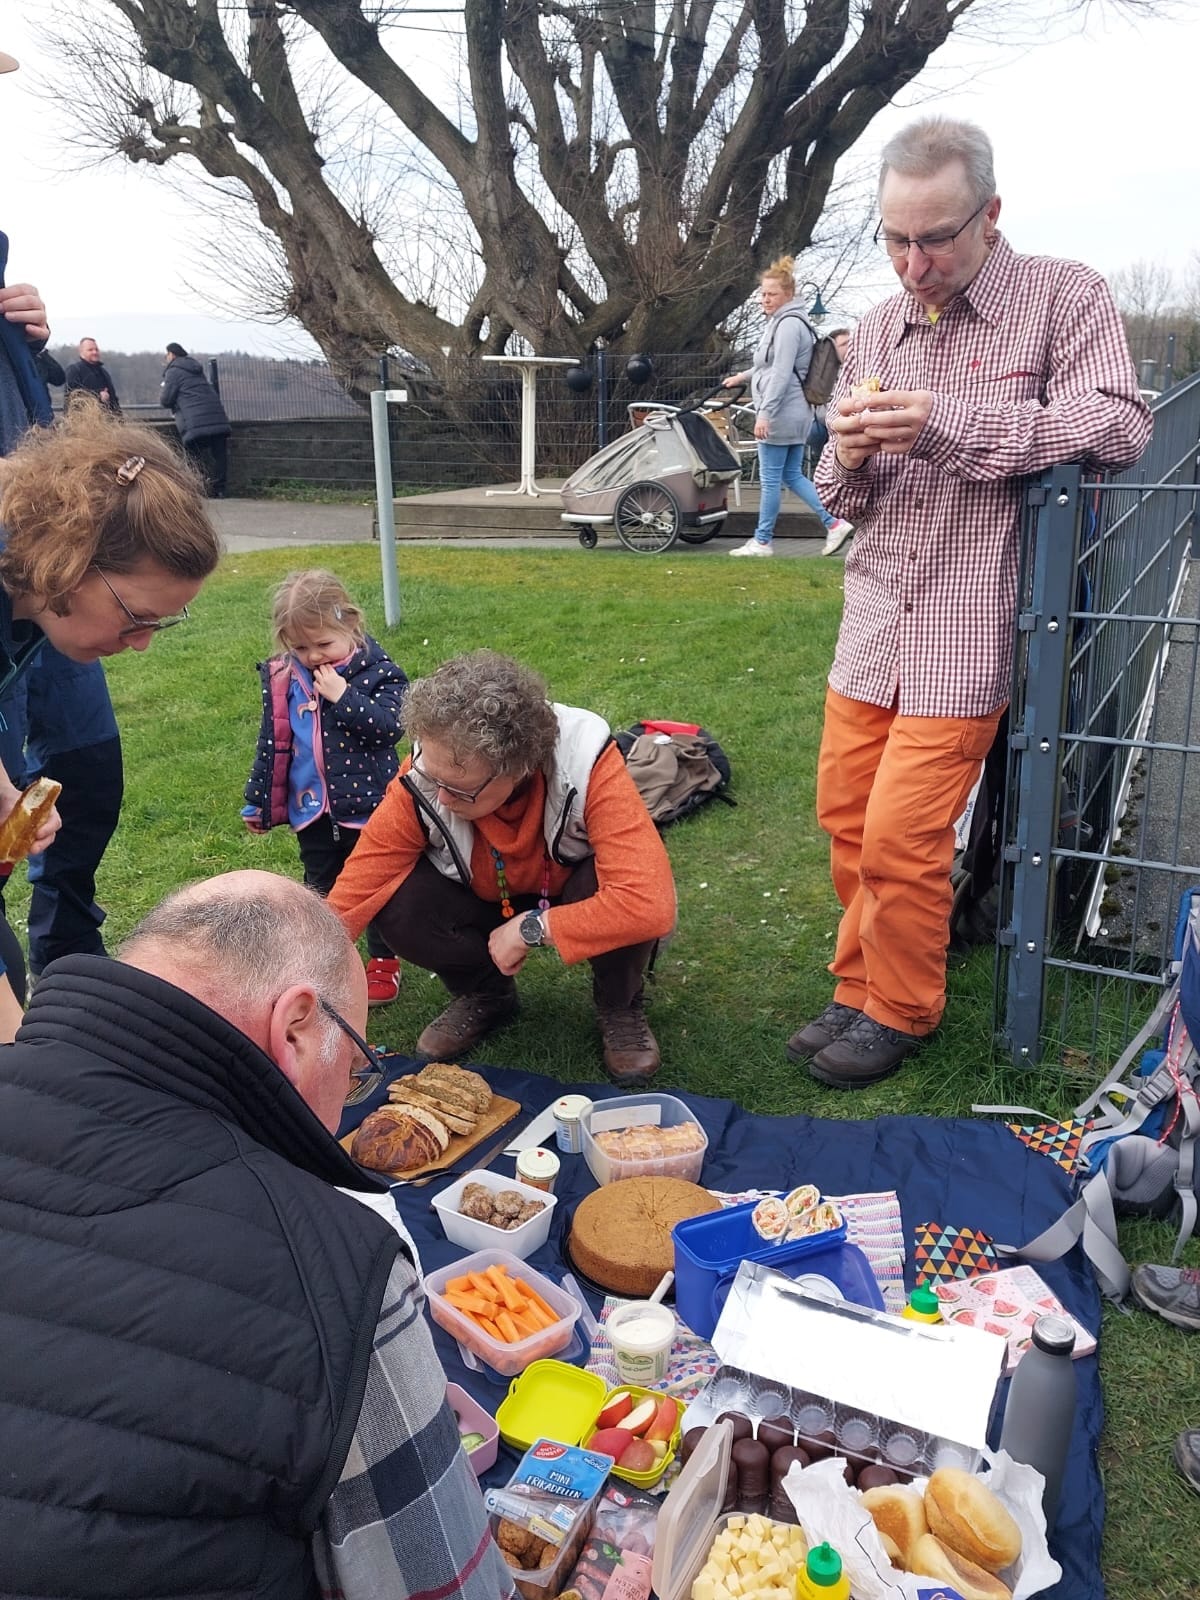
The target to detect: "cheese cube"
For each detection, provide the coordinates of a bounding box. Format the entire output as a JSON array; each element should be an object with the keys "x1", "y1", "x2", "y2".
[{"x1": 692, "y1": 1580, "x2": 716, "y2": 1600}]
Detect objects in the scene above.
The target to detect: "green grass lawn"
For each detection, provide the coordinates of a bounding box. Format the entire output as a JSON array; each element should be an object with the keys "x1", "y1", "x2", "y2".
[{"x1": 10, "y1": 543, "x2": 1197, "y2": 1595}]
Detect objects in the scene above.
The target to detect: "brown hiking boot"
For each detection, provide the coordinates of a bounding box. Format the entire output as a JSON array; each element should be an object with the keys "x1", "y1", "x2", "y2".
[
  {"x1": 809, "y1": 1013, "x2": 924, "y2": 1089},
  {"x1": 786, "y1": 1002, "x2": 862, "y2": 1062},
  {"x1": 416, "y1": 990, "x2": 518, "y2": 1060},
  {"x1": 597, "y1": 1003, "x2": 661, "y2": 1085}
]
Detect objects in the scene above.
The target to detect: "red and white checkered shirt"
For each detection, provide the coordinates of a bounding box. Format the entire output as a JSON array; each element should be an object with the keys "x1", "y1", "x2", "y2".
[{"x1": 814, "y1": 235, "x2": 1152, "y2": 718}]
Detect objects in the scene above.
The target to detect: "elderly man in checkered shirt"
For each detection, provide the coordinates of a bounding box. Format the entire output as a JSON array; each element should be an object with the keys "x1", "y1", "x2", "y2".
[{"x1": 790, "y1": 115, "x2": 1152, "y2": 1090}]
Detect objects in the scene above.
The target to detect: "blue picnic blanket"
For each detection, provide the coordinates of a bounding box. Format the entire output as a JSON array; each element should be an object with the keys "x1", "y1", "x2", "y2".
[{"x1": 341, "y1": 1063, "x2": 1104, "y2": 1600}]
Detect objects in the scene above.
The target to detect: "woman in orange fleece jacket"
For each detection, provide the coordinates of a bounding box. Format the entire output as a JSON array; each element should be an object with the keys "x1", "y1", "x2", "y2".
[{"x1": 329, "y1": 650, "x2": 676, "y2": 1084}]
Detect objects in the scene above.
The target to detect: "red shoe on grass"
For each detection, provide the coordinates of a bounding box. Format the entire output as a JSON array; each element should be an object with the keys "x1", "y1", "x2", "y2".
[{"x1": 365, "y1": 957, "x2": 401, "y2": 1006}]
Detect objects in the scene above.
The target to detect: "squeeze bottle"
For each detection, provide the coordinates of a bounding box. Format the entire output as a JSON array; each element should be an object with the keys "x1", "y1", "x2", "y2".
[
  {"x1": 794, "y1": 1542, "x2": 851, "y2": 1600},
  {"x1": 901, "y1": 1284, "x2": 942, "y2": 1323},
  {"x1": 998, "y1": 1312, "x2": 1077, "y2": 1530}
]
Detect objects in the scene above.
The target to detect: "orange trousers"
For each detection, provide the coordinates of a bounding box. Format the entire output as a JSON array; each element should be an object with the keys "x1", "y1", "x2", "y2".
[{"x1": 815, "y1": 687, "x2": 1004, "y2": 1036}]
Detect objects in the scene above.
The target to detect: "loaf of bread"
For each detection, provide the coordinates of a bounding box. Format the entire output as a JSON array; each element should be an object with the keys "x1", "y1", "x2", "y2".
[
  {"x1": 860, "y1": 1484, "x2": 928, "y2": 1569},
  {"x1": 924, "y1": 1466, "x2": 1022, "y2": 1573},
  {"x1": 351, "y1": 1104, "x2": 449, "y2": 1173},
  {"x1": 908, "y1": 1534, "x2": 1012, "y2": 1600},
  {"x1": 0, "y1": 777, "x2": 61, "y2": 863}
]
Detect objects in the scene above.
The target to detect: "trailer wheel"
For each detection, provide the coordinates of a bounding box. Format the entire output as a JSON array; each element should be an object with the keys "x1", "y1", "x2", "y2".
[
  {"x1": 613, "y1": 480, "x2": 682, "y2": 553},
  {"x1": 679, "y1": 517, "x2": 725, "y2": 545},
  {"x1": 577, "y1": 527, "x2": 598, "y2": 549}
]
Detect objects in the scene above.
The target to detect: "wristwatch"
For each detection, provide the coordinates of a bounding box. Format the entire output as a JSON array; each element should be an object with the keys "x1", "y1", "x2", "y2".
[{"x1": 519, "y1": 910, "x2": 546, "y2": 947}]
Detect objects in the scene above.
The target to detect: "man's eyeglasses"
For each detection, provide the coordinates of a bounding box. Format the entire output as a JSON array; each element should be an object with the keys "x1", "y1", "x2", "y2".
[
  {"x1": 874, "y1": 199, "x2": 990, "y2": 260},
  {"x1": 410, "y1": 754, "x2": 495, "y2": 804},
  {"x1": 319, "y1": 998, "x2": 385, "y2": 1082},
  {"x1": 92, "y1": 566, "x2": 190, "y2": 637}
]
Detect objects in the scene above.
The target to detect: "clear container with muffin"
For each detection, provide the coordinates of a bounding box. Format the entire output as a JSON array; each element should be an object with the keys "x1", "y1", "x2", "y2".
[
  {"x1": 580, "y1": 1092, "x2": 708, "y2": 1185},
  {"x1": 485, "y1": 1439, "x2": 613, "y2": 1600},
  {"x1": 431, "y1": 1169, "x2": 558, "y2": 1258},
  {"x1": 423, "y1": 1248, "x2": 585, "y2": 1378}
]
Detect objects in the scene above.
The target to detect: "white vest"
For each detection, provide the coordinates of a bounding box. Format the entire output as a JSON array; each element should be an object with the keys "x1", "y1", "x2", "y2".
[{"x1": 404, "y1": 703, "x2": 612, "y2": 885}]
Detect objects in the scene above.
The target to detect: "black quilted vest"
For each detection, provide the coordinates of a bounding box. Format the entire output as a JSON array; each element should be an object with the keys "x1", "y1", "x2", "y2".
[{"x1": 0, "y1": 957, "x2": 400, "y2": 1599}]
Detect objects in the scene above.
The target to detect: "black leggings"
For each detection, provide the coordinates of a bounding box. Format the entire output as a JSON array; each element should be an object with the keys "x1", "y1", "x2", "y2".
[{"x1": 296, "y1": 816, "x2": 392, "y2": 960}]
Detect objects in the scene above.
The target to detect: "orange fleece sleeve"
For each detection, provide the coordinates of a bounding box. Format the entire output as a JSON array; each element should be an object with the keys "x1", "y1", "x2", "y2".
[{"x1": 544, "y1": 743, "x2": 677, "y2": 965}]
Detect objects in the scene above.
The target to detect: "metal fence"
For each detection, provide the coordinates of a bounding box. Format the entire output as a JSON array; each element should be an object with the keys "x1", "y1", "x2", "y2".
[{"x1": 999, "y1": 375, "x2": 1200, "y2": 1068}]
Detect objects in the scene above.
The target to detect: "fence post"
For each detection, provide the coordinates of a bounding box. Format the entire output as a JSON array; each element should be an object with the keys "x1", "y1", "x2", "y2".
[
  {"x1": 370, "y1": 354, "x2": 405, "y2": 629},
  {"x1": 1003, "y1": 465, "x2": 1081, "y2": 1064},
  {"x1": 207, "y1": 358, "x2": 220, "y2": 396},
  {"x1": 1164, "y1": 332, "x2": 1176, "y2": 391},
  {"x1": 596, "y1": 339, "x2": 609, "y2": 448}
]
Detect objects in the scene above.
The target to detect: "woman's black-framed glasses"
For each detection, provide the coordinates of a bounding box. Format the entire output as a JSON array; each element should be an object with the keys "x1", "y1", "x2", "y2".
[
  {"x1": 319, "y1": 997, "x2": 385, "y2": 1081},
  {"x1": 410, "y1": 754, "x2": 495, "y2": 804},
  {"x1": 873, "y1": 198, "x2": 990, "y2": 260},
  {"x1": 92, "y1": 566, "x2": 190, "y2": 637}
]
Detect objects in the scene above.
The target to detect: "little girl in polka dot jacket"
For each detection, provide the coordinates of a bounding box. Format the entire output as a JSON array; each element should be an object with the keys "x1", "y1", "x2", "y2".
[{"x1": 242, "y1": 569, "x2": 409, "y2": 1005}]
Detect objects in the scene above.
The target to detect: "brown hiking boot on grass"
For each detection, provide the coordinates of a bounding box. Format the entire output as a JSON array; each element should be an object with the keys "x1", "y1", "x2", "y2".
[
  {"x1": 597, "y1": 1003, "x2": 661, "y2": 1085},
  {"x1": 808, "y1": 1013, "x2": 924, "y2": 1089},
  {"x1": 416, "y1": 990, "x2": 518, "y2": 1060},
  {"x1": 786, "y1": 1001, "x2": 862, "y2": 1062}
]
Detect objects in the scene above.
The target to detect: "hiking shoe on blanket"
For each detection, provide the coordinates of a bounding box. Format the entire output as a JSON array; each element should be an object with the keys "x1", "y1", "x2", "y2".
[
  {"x1": 1130, "y1": 1264, "x2": 1200, "y2": 1332},
  {"x1": 809, "y1": 1013, "x2": 924, "y2": 1089},
  {"x1": 786, "y1": 1001, "x2": 862, "y2": 1062}
]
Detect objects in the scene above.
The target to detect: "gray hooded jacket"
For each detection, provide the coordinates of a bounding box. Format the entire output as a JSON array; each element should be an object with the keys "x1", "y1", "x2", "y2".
[{"x1": 748, "y1": 297, "x2": 817, "y2": 446}]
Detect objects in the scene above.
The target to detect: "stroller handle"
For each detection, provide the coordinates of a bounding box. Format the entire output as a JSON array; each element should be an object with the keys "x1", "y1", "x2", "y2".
[{"x1": 680, "y1": 379, "x2": 747, "y2": 414}]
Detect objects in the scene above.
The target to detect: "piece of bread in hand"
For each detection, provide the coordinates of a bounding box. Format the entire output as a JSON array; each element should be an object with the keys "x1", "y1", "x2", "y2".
[
  {"x1": 0, "y1": 777, "x2": 62, "y2": 863},
  {"x1": 908, "y1": 1533, "x2": 1012, "y2": 1600},
  {"x1": 860, "y1": 1484, "x2": 928, "y2": 1569},
  {"x1": 851, "y1": 376, "x2": 883, "y2": 399},
  {"x1": 924, "y1": 1466, "x2": 1022, "y2": 1572}
]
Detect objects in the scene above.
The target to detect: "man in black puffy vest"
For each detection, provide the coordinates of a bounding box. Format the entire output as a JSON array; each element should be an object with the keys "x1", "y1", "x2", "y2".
[{"x1": 0, "y1": 869, "x2": 513, "y2": 1600}]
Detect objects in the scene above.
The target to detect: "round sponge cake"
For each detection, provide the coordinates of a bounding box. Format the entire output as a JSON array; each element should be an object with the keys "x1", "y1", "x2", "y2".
[{"x1": 569, "y1": 1176, "x2": 720, "y2": 1297}]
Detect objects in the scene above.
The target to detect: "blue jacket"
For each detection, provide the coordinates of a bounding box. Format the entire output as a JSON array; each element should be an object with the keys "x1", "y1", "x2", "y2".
[{"x1": 244, "y1": 635, "x2": 408, "y2": 830}]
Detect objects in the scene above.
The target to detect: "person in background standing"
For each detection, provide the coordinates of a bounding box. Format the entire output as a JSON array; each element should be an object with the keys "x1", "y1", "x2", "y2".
[
  {"x1": 63, "y1": 336, "x2": 121, "y2": 413},
  {"x1": 160, "y1": 342, "x2": 232, "y2": 497},
  {"x1": 788, "y1": 115, "x2": 1151, "y2": 1090},
  {"x1": 722, "y1": 255, "x2": 853, "y2": 558}
]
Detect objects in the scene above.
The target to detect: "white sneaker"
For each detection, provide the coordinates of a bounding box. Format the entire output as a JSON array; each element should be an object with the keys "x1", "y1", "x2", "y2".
[
  {"x1": 730, "y1": 538, "x2": 773, "y2": 557},
  {"x1": 820, "y1": 518, "x2": 854, "y2": 556}
]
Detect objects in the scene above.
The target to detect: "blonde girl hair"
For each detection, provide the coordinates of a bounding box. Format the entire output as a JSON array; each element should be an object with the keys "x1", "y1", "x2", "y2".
[
  {"x1": 0, "y1": 399, "x2": 219, "y2": 616},
  {"x1": 761, "y1": 254, "x2": 796, "y2": 298},
  {"x1": 271, "y1": 569, "x2": 366, "y2": 653}
]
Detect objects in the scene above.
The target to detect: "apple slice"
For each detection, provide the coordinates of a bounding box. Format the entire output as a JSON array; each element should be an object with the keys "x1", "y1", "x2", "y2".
[
  {"x1": 645, "y1": 1396, "x2": 679, "y2": 1443},
  {"x1": 587, "y1": 1427, "x2": 633, "y2": 1459},
  {"x1": 617, "y1": 1437, "x2": 658, "y2": 1473},
  {"x1": 647, "y1": 1439, "x2": 669, "y2": 1460},
  {"x1": 616, "y1": 1398, "x2": 658, "y2": 1435},
  {"x1": 595, "y1": 1391, "x2": 634, "y2": 1430}
]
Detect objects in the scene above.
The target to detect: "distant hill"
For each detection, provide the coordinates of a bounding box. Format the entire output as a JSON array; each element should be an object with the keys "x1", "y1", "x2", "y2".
[{"x1": 45, "y1": 346, "x2": 363, "y2": 420}]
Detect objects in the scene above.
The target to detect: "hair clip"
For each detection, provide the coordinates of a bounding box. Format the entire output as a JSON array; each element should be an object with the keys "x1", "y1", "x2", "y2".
[
  {"x1": 333, "y1": 605, "x2": 344, "y2": 621},
  {"x1": 116, "y1": 455, "x2": 146, "y2": 485}
]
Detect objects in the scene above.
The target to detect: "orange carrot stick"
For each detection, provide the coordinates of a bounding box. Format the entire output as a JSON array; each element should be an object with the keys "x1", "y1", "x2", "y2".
[{"x1": 495, "y1": 1309, "x2": 521, "y2": 1343}]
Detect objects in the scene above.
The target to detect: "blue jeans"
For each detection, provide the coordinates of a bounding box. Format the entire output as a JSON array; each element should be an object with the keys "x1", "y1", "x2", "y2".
[{"x1": 754, "y1": 442, "x2": 834, "y2": 544}]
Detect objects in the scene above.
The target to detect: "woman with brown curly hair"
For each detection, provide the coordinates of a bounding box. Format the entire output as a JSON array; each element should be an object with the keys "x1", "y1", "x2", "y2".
[{"x1": 0, "y1": 402, "x2": 221, "y2": 1003}]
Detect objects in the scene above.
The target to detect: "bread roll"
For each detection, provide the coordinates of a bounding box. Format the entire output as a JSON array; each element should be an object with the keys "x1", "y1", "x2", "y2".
[
  {"x1": 878, "y1": 1532, "x2": 903, "y2": 1567},
  {"x1": 0, "y1": 777, "x2": 61, "y2": 863},
  {"x1": 924, "y1": 1466, "x2": 1022, "y2": 1573},
  {"x1": 351, "y1": 1106, "x2": 447, "y2": 1173},
  {"x1": 851, "y1": 376, "x2": 882, "y2": 399},
  {"x1": 860, "y1": 1484, "x2": 928, "y2": 1568},
  {"x1": 908, "y1": 1534, "x2": 1012, "y2": 1600}
]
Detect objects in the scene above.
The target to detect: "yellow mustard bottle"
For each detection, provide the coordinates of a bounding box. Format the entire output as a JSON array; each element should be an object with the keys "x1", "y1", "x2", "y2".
[
  {"x1": 902, "y1": 1284, "x2": 942, "y2": 1324},
  {"x1": 794, "y1": 1542, "x2": 851, "y2": 1600}
]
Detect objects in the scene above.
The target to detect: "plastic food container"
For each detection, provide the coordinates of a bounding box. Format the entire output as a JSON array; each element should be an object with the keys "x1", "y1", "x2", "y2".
[
  {"x1": 431, "y1": 1169, "x2": 558, "y2": 1260},
  {"x1": 579, "y1": 1383, "x2": 684, "y2": 1488},
  {"x1": 580, "y1": 1092, "x2": 708, "y2": 1186},
  {"x1": 445, "y1": 1381, "x2": 500, "y2": 1476},
  {"x1": 495, "y1": 1359, "x2": 608, "y2": 1453},
  {"x1": 486, "y1": 1440, "x2": 612, "y2": 1600},
  {"x1": 424, "y1": 1248, "x2": 582, "y2": 1378},
  {"x1": 552, "y1": 1094, "x2": 593, "y2": 1154},
  {"x1": 606, "y1": 1299, "x2": 677, "y2": 1385},
  {"x1": 672, "y1": 1200, "x2": 852, "y2": 1340}
]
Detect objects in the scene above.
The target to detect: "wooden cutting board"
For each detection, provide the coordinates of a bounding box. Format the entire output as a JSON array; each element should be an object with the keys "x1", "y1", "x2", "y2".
[{"x1": 340, "y1": 1093, "x2": 521, "y2": 1182}]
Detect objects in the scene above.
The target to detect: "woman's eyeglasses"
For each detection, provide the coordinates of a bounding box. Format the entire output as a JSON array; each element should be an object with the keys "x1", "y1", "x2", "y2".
[
  {"x1": 92, "y1": 566, "x2": 190, "y2": 637},
  {"x1": 410, "y1": 754, "x2": 495, "y2": 804}
]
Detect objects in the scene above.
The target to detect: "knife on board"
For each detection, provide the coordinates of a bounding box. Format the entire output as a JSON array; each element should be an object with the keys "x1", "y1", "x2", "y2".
[{"x1": 502, "y1": 1104, "x2": 559, "y2": 1156}]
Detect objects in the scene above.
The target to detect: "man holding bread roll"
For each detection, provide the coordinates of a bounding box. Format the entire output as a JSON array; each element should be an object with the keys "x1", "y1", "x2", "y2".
[
  {"x1": 0, "y1": 870, "x2": 511, "y2": 1600},
  {"x1": 789, "y1": 115, "x2": 1151, "y2": 1087}
]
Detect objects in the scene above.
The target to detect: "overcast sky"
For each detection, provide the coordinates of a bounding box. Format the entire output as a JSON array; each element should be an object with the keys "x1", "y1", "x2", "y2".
[{"x1": 1, "y1": 1, "x2": 1197, "y2": 355}]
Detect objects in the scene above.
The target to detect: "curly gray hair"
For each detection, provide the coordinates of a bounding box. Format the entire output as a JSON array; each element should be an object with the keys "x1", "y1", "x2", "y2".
[
  {"x1": 401, "y1": 650, "x2": 559, "y2": 779},
  {"x1": 878, "y1": 116, "x2": 996, "y2": 210}
]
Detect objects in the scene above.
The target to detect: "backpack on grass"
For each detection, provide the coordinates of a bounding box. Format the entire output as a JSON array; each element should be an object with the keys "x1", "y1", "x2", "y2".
[
  {"x1": 615, "y1": 719, "x2": 734, "y2": 828},
  {"x1": 981, "y1": 887, "x2": 1200, "y2": 1301}
]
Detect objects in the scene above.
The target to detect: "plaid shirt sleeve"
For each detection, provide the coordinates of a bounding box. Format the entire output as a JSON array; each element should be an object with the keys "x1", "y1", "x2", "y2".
[{"x1": 313, "y1": 1256, "x2": 516, "y2": 1600}]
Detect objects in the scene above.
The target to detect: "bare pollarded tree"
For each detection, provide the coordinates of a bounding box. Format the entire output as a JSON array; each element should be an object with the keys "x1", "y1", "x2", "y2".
[{"x1": 42, "y1": 1, "x2": 1163, "y2": 385}]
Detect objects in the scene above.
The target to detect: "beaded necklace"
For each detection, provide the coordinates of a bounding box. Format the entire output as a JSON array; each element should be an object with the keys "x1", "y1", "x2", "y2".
[{"x1": 491, "y1": 845, "x2": 551, "y2": 920}]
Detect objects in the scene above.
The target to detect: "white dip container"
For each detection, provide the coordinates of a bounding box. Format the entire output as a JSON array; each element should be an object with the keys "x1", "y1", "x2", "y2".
[{"x1": 607, "y1": 1300, "x2": 676, "y2": 1384}]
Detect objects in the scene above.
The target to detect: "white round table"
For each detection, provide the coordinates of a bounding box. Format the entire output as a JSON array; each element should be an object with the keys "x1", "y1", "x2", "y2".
[{"x1": 482, "y1": 354, "x2": 581, "y2": 497}]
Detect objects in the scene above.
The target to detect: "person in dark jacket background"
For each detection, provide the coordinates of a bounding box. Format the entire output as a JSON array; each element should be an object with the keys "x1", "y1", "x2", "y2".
[
  {"x1": 161, "y1": 341, "x2": 232, "y2": 496},
  {"x1": 63, "y1": 335, "x2": 121, "y2": 412}
]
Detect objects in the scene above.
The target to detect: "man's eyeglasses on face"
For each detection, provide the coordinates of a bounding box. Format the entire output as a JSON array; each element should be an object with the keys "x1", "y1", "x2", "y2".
[
  {"x1": 92, "y1": 566, "x2": 190, "y2": 637},
  {"x1": 319, "y1": 998, "x2": 385, "y2": 1082},
  {"x1": 410, "y1": 754, "x2": 495, "y2": 804},
  {"x1": 874, "y1": 199, "x2": 990, "y2": 260}
]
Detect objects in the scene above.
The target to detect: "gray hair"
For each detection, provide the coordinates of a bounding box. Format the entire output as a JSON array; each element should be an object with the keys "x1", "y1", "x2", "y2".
[
  {"x1": 878, "y1": 116, "x2": 996, "y2": 209},
  {"x1": 120, "y1": 874, "x2": 357, "y2": 1050},
  {"x1": 402, "y1": 650, "x2": 559, "y2": 779}
]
